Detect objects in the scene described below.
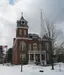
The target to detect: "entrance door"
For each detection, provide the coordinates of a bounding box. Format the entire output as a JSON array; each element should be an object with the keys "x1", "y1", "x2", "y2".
[
  {"x1": 42, "y1": 54, "x2": 45, "y2": 60},
  {"x1": 35, "y1": 54, "x2": 40, "y2": 62},
  {"x1": 30, "y1": 54, "x2": 34, "y2": 61}
]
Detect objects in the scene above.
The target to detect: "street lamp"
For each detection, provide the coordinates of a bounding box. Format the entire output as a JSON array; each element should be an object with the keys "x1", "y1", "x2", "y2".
[{"x1": 21, "y1": 56, "x2": 23, "y2": 72}]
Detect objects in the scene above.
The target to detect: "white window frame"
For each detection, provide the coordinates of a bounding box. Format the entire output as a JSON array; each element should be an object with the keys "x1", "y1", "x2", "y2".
[
  {"x1": 20, "y1": 41, "x2": 26, "y2": 51},
  {"x1": 20, "y1": 54, "x2": 26, "y2": 60},
  {"x1": 33, "y1": 43, "x2": 37, "y2": 50},
  {"x1": 28, "y1": 44, "x2": 31, "y2": 50},
  {"x1": 39, "y1": 44, "x2": 42, "y2": 50},
  {"x1": 45, "y1": 43, "x2": 49, "y2": 51},
  {"x1": 19, "y1": 29, "x2": 22, "y2": 35},
  {"x1": 24, "y1": 30, "x2": 26, "y2": 35}
]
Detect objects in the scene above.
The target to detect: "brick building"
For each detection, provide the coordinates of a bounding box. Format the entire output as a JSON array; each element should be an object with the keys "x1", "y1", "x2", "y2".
[{"x1": 12, "y1": 14, "x2": 51, "y2": 65}]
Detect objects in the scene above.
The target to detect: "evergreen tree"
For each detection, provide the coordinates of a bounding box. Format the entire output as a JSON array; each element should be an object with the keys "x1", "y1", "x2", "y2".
[
  {"x1": 5, "y1": 48, "x2": 12, "y2": 63},
  {"x1": 0, "y1": 45, "x2": 3, "y2": 63}
]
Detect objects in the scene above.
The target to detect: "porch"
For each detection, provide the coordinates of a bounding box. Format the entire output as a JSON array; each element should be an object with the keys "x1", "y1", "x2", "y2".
[{"x1": 28, "y1": 51, "x2": 47, "y2": 65}]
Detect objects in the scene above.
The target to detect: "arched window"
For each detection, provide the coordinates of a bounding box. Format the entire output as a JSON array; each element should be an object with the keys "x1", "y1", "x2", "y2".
[
  {"x1": 19, "y1": 29, "x2": 22, "y2": 35},
  {"x1": 33, "y1": 43, "x2": 37, "y2": 50},
  {"x1": 20, "y1": 41, "x2": 26, "y2": 51},
  {"x1": 24, "y1": 30, "x2": 26, "y2": 35}
]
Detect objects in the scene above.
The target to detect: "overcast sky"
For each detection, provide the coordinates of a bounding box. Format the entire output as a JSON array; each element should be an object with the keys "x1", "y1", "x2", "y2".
[{"x1": 0, "y1": 0, "x2": 64, "y2": 48}]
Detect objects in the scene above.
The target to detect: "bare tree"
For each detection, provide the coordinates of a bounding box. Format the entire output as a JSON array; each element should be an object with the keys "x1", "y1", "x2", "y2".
[{"x1": 40, "y1": 10, "x2": 64, "y2": 70}]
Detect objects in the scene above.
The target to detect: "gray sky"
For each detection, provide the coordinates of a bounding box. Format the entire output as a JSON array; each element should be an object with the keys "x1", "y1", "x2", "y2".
[{"x1": 0, "y1": 0, "x2": 64, "y2": 48}]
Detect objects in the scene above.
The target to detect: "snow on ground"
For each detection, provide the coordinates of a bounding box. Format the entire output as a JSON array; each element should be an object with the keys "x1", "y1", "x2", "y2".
[{"x1": 0, "y1": 63, "x2": 64, "y2": 75}]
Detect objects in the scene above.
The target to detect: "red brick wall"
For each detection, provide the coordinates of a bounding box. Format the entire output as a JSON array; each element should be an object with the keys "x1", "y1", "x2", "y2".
[{"x1": 16, "y1": 28, "x2": 28, "y2": 38}]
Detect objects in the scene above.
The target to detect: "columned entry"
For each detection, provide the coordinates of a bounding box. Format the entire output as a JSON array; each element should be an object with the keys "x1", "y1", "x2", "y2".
[{"x1": 28, "y1": 53, "x2": 47, "y2": 65}]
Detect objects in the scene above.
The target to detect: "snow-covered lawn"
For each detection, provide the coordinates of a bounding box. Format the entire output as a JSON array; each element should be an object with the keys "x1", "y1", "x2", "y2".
[{"x1": 0, "y1": 63, "x2": 64, "y2": 75}]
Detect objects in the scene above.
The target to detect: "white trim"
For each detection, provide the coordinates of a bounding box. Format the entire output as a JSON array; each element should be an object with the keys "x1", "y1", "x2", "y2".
[
  {"x1": 38, "y1": 39, "x2": 48, "y2": 41},
  {"x1": 44, "y1": 52, "x2": 47, "y2": 65},
  {"x1": 28, "y1": 50, "x2": 46, "y2": 54},
  {"x1": 16, "y1": 37, "x2": 32, "y2": 40},
  {"x1": 17, "y1": 27, "x2": 28, "y2": 29}
]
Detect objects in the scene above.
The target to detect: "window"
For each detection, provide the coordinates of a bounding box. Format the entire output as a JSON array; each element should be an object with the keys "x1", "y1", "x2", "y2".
[
  {"x1": 19, "y1": 29, "x2": 22, "y2": 35},
  {"x1": 39, "y1": 44, "x2": 42, "y2": 50},
  {"x1": 28, "y1": 44, "x2": 31, "y2": 50},
  {"x1": 24, "y1": 30, "x2": 26, "y2": 35},
  {"x1": 20, "y1": 54, "x2": 26, "y2": 61},
  {"x1": 20, "y1": 41, "x2": 26, "y2": 51},
  {"x1": 33, "y1": 43, "x2": 37, "y2": 50},
  {"x1": 45, "y1": 43, "x2": 49, "y2": 51}
]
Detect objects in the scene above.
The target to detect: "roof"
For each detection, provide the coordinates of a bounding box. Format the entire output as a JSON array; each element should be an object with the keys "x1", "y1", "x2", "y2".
[
  {"x1": 28, "y1": 33, "x2": 49, "y2": 41},
  {"x1": 17, "y1": 15, "x2": 28, "y2": 27},
  {"x1": 28, "y1": 33, "x2": 40, "y2": 39},
  {"x1": 20, "y1": 16, "x2": 27, "y2": 23}
]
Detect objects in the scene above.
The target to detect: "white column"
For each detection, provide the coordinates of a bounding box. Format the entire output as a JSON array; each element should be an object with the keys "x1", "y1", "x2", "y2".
[
  {"x1": 34, "y1": 54, "x2": 35, "y2": 63},
  {"x1": 40, "y1": 54, "x2": 41, "y2": 63},
  {"x1": 29, "y1": 54, "x2": 30, "y2": 63},
  {"x1": 44, "y1": 52, "x2": 47, "y2": 65}
]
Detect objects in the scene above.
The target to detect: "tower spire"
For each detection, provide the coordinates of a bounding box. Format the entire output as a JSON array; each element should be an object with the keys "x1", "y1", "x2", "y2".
[{"x1": 21, "y1": 12, "x2": 23, "y2": 17}]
